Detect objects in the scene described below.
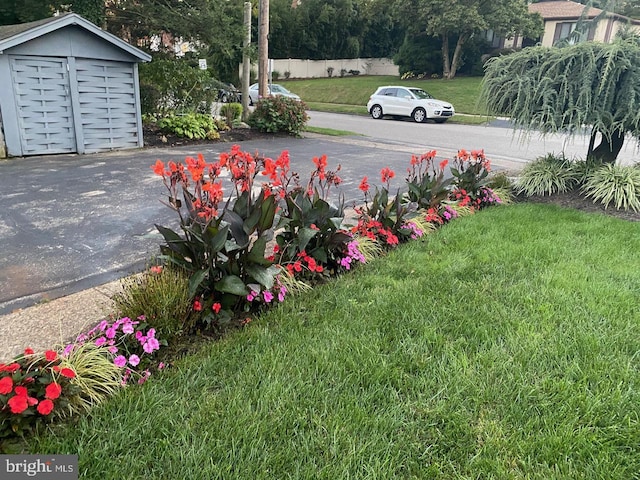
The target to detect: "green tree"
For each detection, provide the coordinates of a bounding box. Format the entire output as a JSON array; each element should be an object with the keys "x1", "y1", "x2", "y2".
[
  {"x1": 481, "y1": 35, "x2": 640, "y2": 164},
  {"x1": 0, "y1": 0, "x2": 53, "y2": 25},
  {"x1": 397, "y1": 0, "x2": 543, "y2": 79}
]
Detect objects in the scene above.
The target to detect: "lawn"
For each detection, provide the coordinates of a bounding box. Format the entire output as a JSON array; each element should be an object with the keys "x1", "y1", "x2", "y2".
[
  {"x1": 284, "y1": 75, "x2": 486, "y2": 116},
  {"x1": 30, "y1": 204, "x2": 640, "y2": 479}
]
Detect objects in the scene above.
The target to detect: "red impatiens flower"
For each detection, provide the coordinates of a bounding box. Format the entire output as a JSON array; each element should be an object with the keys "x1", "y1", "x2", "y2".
[
  {"x1": 24, "y1": 347, "x2": 34, "y2": 355},
  {"x1": 45, "y1": 350, "x2": 58, "y2": 362},
  {"x1": 8, "y1": 394, "x2": 28, "y2": 414},
  {"x1": 60, "y1": 368, "x2": 76, "y2": 379},
  {"x1": 193, "y1": 299, "x2": 203, "y2": 312},
  {"x1": 0, "y1": 363, "x2": 21, "y2": 373},
  {"x1": 0, "y1": 376, "x2": 13, "y2": 395},
  {"x1": 45, "y1": 382, "x2": 62, "y2": 400},
  {"x1": 37, "y1": 399, "x2": 54, "y2": 416},
  {"x1": 212, "y1": 303, "x2": 222, "y2": 314}
]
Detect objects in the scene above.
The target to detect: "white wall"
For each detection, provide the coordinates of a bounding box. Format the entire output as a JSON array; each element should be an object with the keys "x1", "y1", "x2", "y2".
[{"x1": 241, "y1": 58, "x2": 399, "y2": 80}]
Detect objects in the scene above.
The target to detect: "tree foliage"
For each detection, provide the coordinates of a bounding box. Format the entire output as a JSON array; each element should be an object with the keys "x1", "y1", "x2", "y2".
[
  {"x1": 481, "y1": 35, "x2": 640, "y2": 163},
  {"x1": 396, "y1": 0, "x2": 543, "y2": 79},
  {"x1": 269, "y1": 0, "x2": 403, "y2": 60}
]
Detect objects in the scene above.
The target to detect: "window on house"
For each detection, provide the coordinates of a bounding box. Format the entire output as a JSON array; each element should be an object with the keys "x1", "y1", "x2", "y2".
[{"x1": 553, "y1": 22, "x2": 597, "y2": 44}]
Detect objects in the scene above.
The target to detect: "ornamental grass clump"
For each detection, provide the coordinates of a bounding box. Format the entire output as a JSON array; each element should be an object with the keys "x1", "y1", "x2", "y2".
[
  {"x1": 112, "y1": 265, "x2": 193, "y2": 340},
  {"x1": 581, "y1": 163, "x2": 640, "y2": 211},
  {"x1": 515, "y1": 153, "x2": 580, "y2": 196}
]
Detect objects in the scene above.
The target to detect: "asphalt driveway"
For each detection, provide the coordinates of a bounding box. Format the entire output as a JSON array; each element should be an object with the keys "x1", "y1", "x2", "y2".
[{"x1": 0, "y1": 134, "x2": 443, "y2": 314}]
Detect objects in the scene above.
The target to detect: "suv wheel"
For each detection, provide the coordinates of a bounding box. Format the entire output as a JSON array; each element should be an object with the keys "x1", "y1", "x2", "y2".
[
  {"x1": 412, "y1": 108, "x2": 426, "y2": 123},
  {"x1": 370, "y1": 105, "x2": 383, "y2": 119}
]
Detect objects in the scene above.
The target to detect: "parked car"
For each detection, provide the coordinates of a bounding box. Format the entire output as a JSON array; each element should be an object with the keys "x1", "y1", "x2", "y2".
[
  {"x1": 248, "y1": 83, "x2": 301, "y2": 105},
  {"x1": 366, "y1": 86, "x2": 454, "y2": 123},
  {"x1": 217, "y1": 83, "x2": 241, "y2": 103}
]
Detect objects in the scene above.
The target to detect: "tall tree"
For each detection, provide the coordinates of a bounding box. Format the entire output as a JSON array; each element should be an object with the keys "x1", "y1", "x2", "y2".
[
  {"x1": 481, "y1": 35, "x2": 640, "y2": 164},
  {"x1": 397, "y1": 0, "x2": 543, "y2": 79}
]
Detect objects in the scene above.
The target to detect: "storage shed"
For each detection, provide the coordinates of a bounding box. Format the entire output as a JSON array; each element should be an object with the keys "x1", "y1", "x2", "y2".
[{"x1": 0, "y1": 13, "x2": 151, "y2": 157}]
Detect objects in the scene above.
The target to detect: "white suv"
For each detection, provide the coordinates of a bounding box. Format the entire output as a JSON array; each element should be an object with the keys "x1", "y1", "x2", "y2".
[{"x1": 366, "y1": 86, "x2": 455, "y2": 123}]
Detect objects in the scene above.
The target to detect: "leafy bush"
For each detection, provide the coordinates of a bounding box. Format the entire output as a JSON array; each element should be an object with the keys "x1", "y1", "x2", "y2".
[
  {"x1": 113, "y1": 266, "x2": 193, "y2": 339},
  {"x1": 582, "y1": 164, "x2": 640, "y2": 211},
  {"x1": 516, "y1": 153, "x2": 579, "y2": 196},
  {"x1": 157, "y1": 113, "x2": 218, "y2": 140},
  {"x1": 248, "y1": 96, "x2": 309, "y2": 136},
  {"x1": 139, "y1": 58, "x2": 218, "y2": 115},
  {"x1": 220, "y1": 103, "x2": 243, "y2": 127}
]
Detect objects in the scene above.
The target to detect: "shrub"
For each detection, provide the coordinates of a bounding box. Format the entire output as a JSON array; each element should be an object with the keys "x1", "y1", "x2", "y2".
[
  {"x1": 220, "y1": 103, "x2": 243, "y2": 127},
  {"x1": 248, "y1": 96, "x2": 309, "y2": 136},
  {"x1": 272, "y1": 71, "x2": 280, "y2": 81},
  {"x1": 157, "y1": 113, "x2": 218, "y2": 140},
  {"x1": 112, "y1": 266, "x2": 193, "y2": 339},
  {"x1": 515, "y1": 153, "x2": 579, "y2": 196},
  {"x1": 138, "y1": 58, "x2": 217, "y2": 115},
  {"x1": 327, "y1": 67, "x2": 334, "y2": 78},
  {"x1": 581, "y1": 164, "x2": 640, "y2": 211}
]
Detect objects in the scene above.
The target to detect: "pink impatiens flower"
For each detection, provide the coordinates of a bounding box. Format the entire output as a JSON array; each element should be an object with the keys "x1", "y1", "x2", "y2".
[
  {"x1": 114, "y1": 355, "x2": 127, "y2": 368},
  {"x1": 128, "y1": 355, "x2": 140, "y2": 367}
]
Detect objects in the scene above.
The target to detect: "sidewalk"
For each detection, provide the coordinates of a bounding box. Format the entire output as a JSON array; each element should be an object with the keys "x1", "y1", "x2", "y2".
[{"x1": 0, "y1": 280, "x2": 121, "y2": 362}]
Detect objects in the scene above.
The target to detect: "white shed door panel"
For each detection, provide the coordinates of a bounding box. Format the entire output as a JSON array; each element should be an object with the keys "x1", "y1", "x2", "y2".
[
  {"x1": 76, "y1": 59, "x2": 139, "y2": 153},
  {"x1": 10, "y1": 56, "x2": 77, "y2": 155}
]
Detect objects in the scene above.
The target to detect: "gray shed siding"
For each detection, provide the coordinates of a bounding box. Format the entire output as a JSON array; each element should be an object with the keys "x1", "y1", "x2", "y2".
[{"x1": 0, "y1": 18, "x2": 148, "y2": 157}]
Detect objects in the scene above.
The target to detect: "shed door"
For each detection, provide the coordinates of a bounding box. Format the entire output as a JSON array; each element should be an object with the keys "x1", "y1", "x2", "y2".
[
  {"x1": 76, "y1": 59, "x2": 139, "y2": 153},
  {"x1": 10, "y1": 56, "x2": 77, "y2": 155}
]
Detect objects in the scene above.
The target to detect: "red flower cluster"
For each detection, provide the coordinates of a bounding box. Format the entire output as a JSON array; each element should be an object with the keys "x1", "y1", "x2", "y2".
[
  {"x1": 352, "y1": 219, "x2": 399, "y2": 246},
  {"x1": 381, "y1": 167, "x2": 395, "y2": 185},
  {"x1": 359, "y1": 176, "x2": 369, "y2": 193},
  {"x1": 285, "y1": 251, "x2": 325, "y2": 276},
  {"x1": 0, "y1": 349, "x2": 77, "y2": 419}
]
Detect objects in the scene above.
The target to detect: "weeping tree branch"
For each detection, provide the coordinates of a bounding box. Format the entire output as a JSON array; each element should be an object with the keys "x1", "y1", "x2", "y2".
[{"x1": 480, "y1": 36, "x2": 640, "y2": 164}]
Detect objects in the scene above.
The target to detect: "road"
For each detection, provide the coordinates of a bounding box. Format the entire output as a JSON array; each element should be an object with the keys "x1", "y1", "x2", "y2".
[
  {"x1": 307, "y1": 111, "x2": 639, "y2": 167},
  {"x1": 1, "y1": 111, "x2": 636, "y2": 314}
]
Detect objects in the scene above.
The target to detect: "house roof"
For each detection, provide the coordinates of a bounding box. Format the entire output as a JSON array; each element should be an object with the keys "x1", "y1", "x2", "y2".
[
  {"x1": 529, "y1": 0, "x2": 640, "y2": 25},
  {"x1": 0, "y1": 13, "x2": 151, "y2": 61},
  {"x1": 529, "y1": 1, "x2": 602, "y2": 20}
]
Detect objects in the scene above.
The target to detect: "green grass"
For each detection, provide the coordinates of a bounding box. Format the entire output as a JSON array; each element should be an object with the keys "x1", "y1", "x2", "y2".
[
  {"x1": 304, "y1": 125, "x2": 361, "y2": 136},
  {"x1": 287, "y1": 75, "x2": 485, "y2": 115},
  {"x1": 30, "y1": 204, "x2": 640, "y2": 479}
]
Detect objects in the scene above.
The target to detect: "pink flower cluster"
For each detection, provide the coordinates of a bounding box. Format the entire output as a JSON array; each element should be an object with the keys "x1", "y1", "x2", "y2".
[
  {"x1": 247, "y1": 284, "x2": 288, "y2": 304},
  {"x1": 70, "y1": 316, "x2": 162, "y2": 385},
  {"x1": 402, "y1": 221, "x2": 424, "y2": 240},
  {"x1": 339, "y1": 240, "x2": 367, "y2": 270}
]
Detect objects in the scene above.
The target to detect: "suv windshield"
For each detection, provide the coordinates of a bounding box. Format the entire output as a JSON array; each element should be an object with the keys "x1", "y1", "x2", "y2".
[{"x1": 409, "y1": 88, "x2": 433, "y2": 100}]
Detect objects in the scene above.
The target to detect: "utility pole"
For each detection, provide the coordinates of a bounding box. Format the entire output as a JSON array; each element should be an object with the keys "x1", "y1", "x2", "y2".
[
  {"x1": 258, "y1": 0, "x2": 269, "y2": 99},
  {"x1": 242, "y1": 2, "x2": 251, "y2": 121}
]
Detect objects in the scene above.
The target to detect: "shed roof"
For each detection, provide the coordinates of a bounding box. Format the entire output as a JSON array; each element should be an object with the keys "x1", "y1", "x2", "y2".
[{"x1": 0, "y1": 13, "x2": 151, "y2": 61}]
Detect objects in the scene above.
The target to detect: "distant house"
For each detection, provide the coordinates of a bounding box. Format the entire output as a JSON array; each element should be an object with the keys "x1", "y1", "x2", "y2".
[
  {"x1": 528, "y1": 0, "x2": 640, "y2": 47},
  {"x1": 0, "y1": 13, "x2": 151, "y2": 158}
]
